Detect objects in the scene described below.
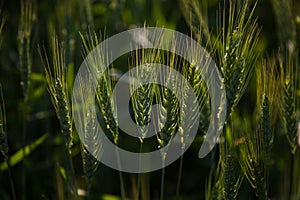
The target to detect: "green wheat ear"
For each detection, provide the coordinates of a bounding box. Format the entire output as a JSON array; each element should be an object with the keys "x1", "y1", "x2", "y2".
[
  {"x1": 79, "y1": 30, "x2": 119, "y2": 144},
  {"x1": 81, "y1": 144, "x2": 99, "y2": 188},
  {"x1": 237, "y1": 61, "x2": 274, "y2": 199},
  {"x1": 154, "y1": 51, "x2": 180, "y2": 153},
  {"x1": 18, "y1": 0, "x2": 35, "y2": 102},
  {"x1": 39, "y1": 36, "x2": 73, "y2": 152},
  {"x1": 219, "y1": 127, "x2": 243, "y2": 200},
  {"x1": 258, "y1": 58, "x2": 278, "y2": 159},
  {"x1": 218, "y1": 0, "x2": 260, "y2": 119},
  {"x1": 279, "y1": 51, "x2": 299, "y2": 154},
  {"x1": 130, "y1": 48, "x2": 161, "y2": 143},
  {"x1": 241, "y1": 94, "x2": 270, "y2": 199}
]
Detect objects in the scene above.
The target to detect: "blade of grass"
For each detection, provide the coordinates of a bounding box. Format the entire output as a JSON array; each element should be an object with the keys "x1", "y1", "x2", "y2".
[{"x1": 0, "y1": 133, "x2": 48, "y2": 171}]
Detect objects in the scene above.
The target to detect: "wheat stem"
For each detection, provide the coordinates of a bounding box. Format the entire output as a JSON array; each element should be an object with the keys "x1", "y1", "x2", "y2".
[
  {"x1": 0, "y1": 84, "x2": 16, "y2": 200},
  {"x1": 160, "y1": 158, "x2": 166, "y2": 200},
  {"x1": 176, "y1": 154, "x2": 184, "y2": 200}
]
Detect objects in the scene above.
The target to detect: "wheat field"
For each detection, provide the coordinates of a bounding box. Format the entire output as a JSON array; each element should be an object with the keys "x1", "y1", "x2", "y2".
[{"x1": 0, "y1": 0, "x2": 300, "y2": 199}]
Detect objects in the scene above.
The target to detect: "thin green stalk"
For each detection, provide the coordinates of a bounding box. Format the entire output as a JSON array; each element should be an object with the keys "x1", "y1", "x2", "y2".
[
  {"x1": 289, "y1": 153, "x2": 294, "y2": 200},
  {"x1": 136, "y1": 143, "x2": 143, "y2": 200},
  {"x1": 5, "y1": 158, "x2": 16, "y2": 200},
  {"x1": 116, "y1": 147, "x2": 126, "y2": 200},
  {"x1": 0, "y1": 84, "x2": 16, "y2": 200},
  {"x1": 18, "y1": 0, "x2": 34, "y2": 198},
  {"x1": 176, "y1": 154, "x2": 184, "y2": 199},
  {"x1": 160, "y1": 159, "x2": 165, "y2": 200},
  {"x1": 21, "y1": 104, "x2": 27, "y2": 200}
]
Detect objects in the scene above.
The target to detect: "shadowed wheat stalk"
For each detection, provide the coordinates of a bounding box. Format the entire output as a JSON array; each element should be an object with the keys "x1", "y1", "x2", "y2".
[
  {"x1": 271, "y1": 0, "x2": 297, "y2": 51},
  {"x1": 17, "y1": 1, "x2": 36, "y2": 198},
  {"x1": 18, "y1": 0, "x2": 34, "y2": 101},
  {"x1": 0, "y1": 84, "x2": 16, "y2": 200},
  {"x1": 0, "y1": 84, "x2": 8, "y2": 161},
  {"x1": 0, "y1": 5, "x2": 4, "y2": 47}
]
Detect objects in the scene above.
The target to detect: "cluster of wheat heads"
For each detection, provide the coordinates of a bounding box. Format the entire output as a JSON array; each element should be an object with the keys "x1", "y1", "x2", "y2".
[
  {"x1": 1, "y1": 0, "x2": 299, "y2": 198},
  {"x1": 180, "y1": 0, "x2": 300, "y2": 199}
]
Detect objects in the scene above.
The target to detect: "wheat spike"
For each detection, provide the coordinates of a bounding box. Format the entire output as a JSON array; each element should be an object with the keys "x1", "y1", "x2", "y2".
[
  {"x1": 81, "y1": 145, "x2": 99, "y2": 186},
  {"x1": 218, "y1": 0, "x2": 260, "y2": 118},
  {"x1": 79, "y1": 30, "x2": 119, "y2": 144},
  {"x1": 223, "y1": 150, "x2": 242, "y2": 200},
  {"x1": 130, "y1": 48, "x2": 159, "y2": 142},
  {"x1": 39, "y1": 36, "x2": 73, "y2": 151},
  {"x1": 154, "y1": 52, "x2": 179, "y2": 149},
  {"x1": 279, "y1": 51, "x2": 298, "y2": 153}
]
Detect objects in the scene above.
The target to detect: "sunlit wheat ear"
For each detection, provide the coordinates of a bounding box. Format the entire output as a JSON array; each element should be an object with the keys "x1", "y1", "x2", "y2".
[
  {"x1": 0, "y1": 84, "x2": 8, "y2": 158},
  {"x1": 279, "y1": 51, "x2": 299, "y2": 154},
  {"x1": 218, "y1": 0, "x2": 260, "y2": 118},
  {"x1": 155, "y1": 54, "x2": 180, "y2": 152},
  {"x1": 130, "y1": 48, "x2": 160, "y2": 143},
  {"x1": 74, "y1": 73, "x2": 102, "y2": 190},
  {"x1": 79, "y1": 30, "x2": 119, "y2": 144},
  {"x1": 39, "y1": 36, "x2": 73, "y2": 152},
  {"x1": 256, "y1": 58, "x2": 278, "y2": 160},
  {"x1": 18, "y1": 0, "x2": 35, "y2": 101}
]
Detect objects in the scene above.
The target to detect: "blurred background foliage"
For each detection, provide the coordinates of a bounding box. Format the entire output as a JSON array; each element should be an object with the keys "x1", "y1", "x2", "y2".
[{"x1": 0, "y1": 0, "x2": 300, "y2": 199}]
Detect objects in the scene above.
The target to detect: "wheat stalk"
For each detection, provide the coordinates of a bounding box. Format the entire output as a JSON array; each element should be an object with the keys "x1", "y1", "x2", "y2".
[
  {"x1": 0, "y1": 83, "x2": 8, "y2": 158},
  {"x1": 0, "y1": 7, "x2": 5, "y2": 47},
  {"x1": 271, "y1": 0, "x2": 297, "y2": 51},
  {"x1": 0, "y1": 83, "x2": 16, "y2": 200},
  {"x1": 18, "y1": 0, "x2": 34, "y2": 102}
]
